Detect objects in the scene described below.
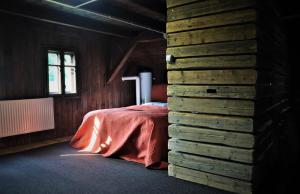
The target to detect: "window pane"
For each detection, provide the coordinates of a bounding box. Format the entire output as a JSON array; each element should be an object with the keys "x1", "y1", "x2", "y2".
[
  {"x1": 48, "y1": 66, "x2": 62, "y2": 94},
  {"x1": 48, "y1": 51, "x2": 60, "y2": 65},
  {"x1": 64, "y1": 67, "x2": 77, "y2": 94},
  {"x1": 64, "y1": 53, "x2": 75, "y2": 66}
]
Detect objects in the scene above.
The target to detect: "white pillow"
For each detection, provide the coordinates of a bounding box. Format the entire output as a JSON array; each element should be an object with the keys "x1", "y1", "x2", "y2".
[{"x1": 143, "y1": 102, "x2": 168, "y2": 107}]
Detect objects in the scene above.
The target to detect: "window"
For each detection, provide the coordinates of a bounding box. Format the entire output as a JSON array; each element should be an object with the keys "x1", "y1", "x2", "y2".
[{"x1": 48, "y1": 50, "x2": 77, "y2": 95}]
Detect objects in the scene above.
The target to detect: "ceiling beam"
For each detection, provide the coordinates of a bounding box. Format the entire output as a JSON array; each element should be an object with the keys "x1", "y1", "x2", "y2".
[
  {"x1": 0, "y1": 9, "x2": 129, "y2": 38},
  {"x1": 107, "y1": 32, "x2": 164, "y2": 84},
  {"x1": 107, "y1": 40, "x2": 138, "y2": 84},
  {"x1": 26, "y1": 0, "x2": 165, "y2": 34},
  {"x1": 282, "y1": 14, "x2": 300, "y2": 21},
  {"x1": 75, "y1": 0, "x2": 98, "y2": 8},
  {"x1": 111, "y1": 0, "x2": 166, "y2": 22},
  {"x1": 137, "y1": 38, "x2": 164, "y2": 43}
]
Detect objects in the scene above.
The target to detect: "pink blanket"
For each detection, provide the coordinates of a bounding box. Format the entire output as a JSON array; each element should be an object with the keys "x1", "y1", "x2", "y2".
[{"x1": 70, "y1": 105, "x2": 168, "y2": 168}]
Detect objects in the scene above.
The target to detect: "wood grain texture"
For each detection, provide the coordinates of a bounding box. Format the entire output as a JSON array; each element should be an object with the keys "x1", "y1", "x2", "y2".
[
  {"x1": 0, "y1": 14, "x2": 167, "y2": 148},
  {"x1": 166, "y1": 0, "x2": 199, "y2": 8},
  {"x1": 168, "y1": 97, "x2": 255, "y2": 116},
  {"x1": 169, "y1": 124, "x2": 255, "y2": 148},
  {"x1": 167, "y1": 24, "x2": 256, "y2": 47},
  {"x1": 166, "y1": 40, "x2": 257, "y2": 57},
  {"x1": 166, "y1": 0, "x2": 288, "y2": 191},
  {"x1": 168, "y1": 85, "x2": 256, "y2": 99},
  {"x1": 167, "y1": 55, "x2": 256, "y2": 70},
  {"x1": 169, "y1": 138, "x2": 254, "y2": 163},
  {"x1": 168, "y1": 111, "x2": 254, "y2": 132},
  {"x1": 168, "y1": 151, "x2": 253, "y2": 181},
  {"x1": 167, "y1": 9, "x2": 256, "y2": 33},
  {"x1": 168, "y1": 70, "x2": 257, "y2": 85},
  {"x1": 167, "y1": 0, "x2": 255, "y2": 21},
  {"x1": 169, "y1": 164, "x2": 252, "y2": 194}
]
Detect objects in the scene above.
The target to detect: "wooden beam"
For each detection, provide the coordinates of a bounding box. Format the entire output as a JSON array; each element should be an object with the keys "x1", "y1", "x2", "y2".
[
  {"x1": 107, "y1": 32, "x2": 164, "y2": 84},
  {"x1": 112, "y1": 0, "x2": 166, "y2": 22},
  {"x1": 137, "y1": 38, "x2": 163, "y2": 43},
  {"x1": 26, "y1": 0, "x2": 164, "y2": 34},
  {"x1": 282, "y1": 14, "x2": 300, "y2": 20},
  {"x1": 107, "y1": 40, "x2": 138, "y2": 84},
  {"x1": 75, "y1": 0, "x2": 97, "y2": 8},
  {"x1": 0, "y1": 9, "x2": 129, "y2": 38}
]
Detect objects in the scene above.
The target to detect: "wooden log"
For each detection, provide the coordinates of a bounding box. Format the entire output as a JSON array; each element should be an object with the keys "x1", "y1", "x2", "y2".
[
  {"x1": 168, "y1": 69, "x2": 257, "y2": 85},
  {"x1": 168, "y1": 97, "x2": 255, "y2": 116},
  {"x1": 167, "y1": 85, "x2": 256, "y2": 99},
  {"x1": 168, "y1": 138, "x2": 254, "y2": 163},
  {"x1": 166, "y1": 0, "x2": 198, "y2": 8},
  {"x1": 167, "y1": 24, "x2": 256, "y2": 47},
  {"x1": 167, "y1": 9, "x2": 256, "y2": 33},
  {"x1": 167, "y1": 0, "x2": 256, "y2": 21},
  {"x1": 166, "y1": 40, "x2": 257, "y2": 58},
  {"x1": 169, "y1": 124, "x2": 255, "y2": 148},
  {"x1": 168, "y1": 151, "x2": 253, "y2": 181},
  {"x1": 167, "y1": 55, "x2": 256, "y2": 70},
  {"x1": 168, "y1": 164, "x2": 252, "y2": 194},
  {"x1": 168, "y1": 111, "x2": 254, "y2": 132},
  {"x1": 107, "y1": 41, "x2": 138, "y2": 84}
]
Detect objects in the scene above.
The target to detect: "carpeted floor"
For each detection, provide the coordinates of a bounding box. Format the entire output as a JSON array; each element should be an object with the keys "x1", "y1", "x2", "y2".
[{"x1": 0, "y1": 142, "x2": 231, "y2": 194}]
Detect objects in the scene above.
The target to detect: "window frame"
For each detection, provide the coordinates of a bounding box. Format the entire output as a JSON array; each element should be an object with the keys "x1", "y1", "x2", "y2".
[{"x1": 46, "y1": 47, "x2": 80, "y2": 97}]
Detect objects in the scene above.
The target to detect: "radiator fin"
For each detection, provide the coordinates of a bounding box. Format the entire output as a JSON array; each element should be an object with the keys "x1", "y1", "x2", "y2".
[{"x1": 0, "y1": 98, "x2": 55, "y2": 138}]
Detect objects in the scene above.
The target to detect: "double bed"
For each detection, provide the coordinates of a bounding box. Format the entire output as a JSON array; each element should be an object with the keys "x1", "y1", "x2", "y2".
[{"x1": 70, "y1": 103, "x2": 168, "y2": 169}]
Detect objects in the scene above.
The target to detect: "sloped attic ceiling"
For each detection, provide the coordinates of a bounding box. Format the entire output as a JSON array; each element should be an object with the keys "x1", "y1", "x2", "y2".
[{"x1": 0, "y1": 0, "x2": 166, "y2": 38}]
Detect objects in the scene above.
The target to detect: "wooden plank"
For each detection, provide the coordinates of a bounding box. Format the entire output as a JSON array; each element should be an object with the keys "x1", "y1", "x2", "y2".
[
  {"x1": 167, "y1": 0, "x2": 255, "y2": 21},
  {"x1": 166, "y1": 0, "x2": 198, "y2": 8},
  {"x1": 167, "y1": 55, "x2": 256, "y2": 70},
  {"x1": 168, "y1": 97, "x2": 255, "y2": 116},
  {"x1": 168, "y1": 85, "x2": 256, "y2": 99},
  {"x1": 168, "y1": 164, "x2": 252, "y2": 194},
  {"x1": 168, "y1": 138, "x2": 254, "y2": 163},
  {"x1": 167, "y1": 9, "x2": 256, "y2": 33},
  {"x1": 0, "y1": 34, "x2": 5, "y2": 100},
  {"x1": 168, "y1": 151, "x2": 253, "y2": 181},
  {"x1": 168, "y1": 24, "x2": 256, "y2": 47},
  {"x1": 169, "y1": 124, "x2": 255, "y2": 148},
  {"x1": 166, "y1": 40, "x2": 257, "y2": 58},
  {"x1": 107, "y1": 32, "x2": 166, "y2": 84},
  {"x1": 113, "y1": 0, "x2": 166, "y2": 22},
  {"x1": 168, "y1": 111, "x2": 254, "y2": 132},
  {"x1": 168, "y1": 70, "x2": 257, "y2": 85},
  {"x1": 107, "y1": 41, "x2": 138, "y2": 84}
]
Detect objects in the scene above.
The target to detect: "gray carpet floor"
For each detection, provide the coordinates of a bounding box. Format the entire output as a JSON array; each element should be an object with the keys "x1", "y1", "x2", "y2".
[{"x1": 0, "y1": 142, "x2": 231, "y2": 194}]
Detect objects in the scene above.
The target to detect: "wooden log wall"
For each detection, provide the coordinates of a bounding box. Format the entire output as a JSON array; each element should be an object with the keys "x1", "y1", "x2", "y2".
[
  {"x1": 0, "y1": 13, "x2": 166, "y2": 148},
  {"x1": 166, "y1": 0, "x2": 289, "y2": 193}
]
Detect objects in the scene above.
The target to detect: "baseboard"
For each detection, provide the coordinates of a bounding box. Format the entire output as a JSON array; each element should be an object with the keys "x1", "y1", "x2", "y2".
[{"x1": 0, "y1": 136, "x2": 72, "y2": 156}]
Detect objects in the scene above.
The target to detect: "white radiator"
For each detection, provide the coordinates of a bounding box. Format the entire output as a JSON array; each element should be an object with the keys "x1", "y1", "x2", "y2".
[{"x1": 0, "y1": 98, "x2": 55, "y2": 138}]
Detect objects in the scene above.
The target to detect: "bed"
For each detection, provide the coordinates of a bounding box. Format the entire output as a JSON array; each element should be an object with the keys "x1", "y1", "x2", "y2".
[{"x1": 70, "y1": 103, "x2": 168, "y2": 169}]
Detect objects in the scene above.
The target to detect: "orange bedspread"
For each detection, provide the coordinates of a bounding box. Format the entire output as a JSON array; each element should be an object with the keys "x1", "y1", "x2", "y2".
[{"x1": 70, "y1": 105, "x2": 168, "y2": 168}]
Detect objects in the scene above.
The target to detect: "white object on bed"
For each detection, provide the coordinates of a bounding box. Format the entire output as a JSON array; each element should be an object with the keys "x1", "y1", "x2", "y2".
[{"x1": 143, "y1": 102, "x2": 168, "y2": 107}]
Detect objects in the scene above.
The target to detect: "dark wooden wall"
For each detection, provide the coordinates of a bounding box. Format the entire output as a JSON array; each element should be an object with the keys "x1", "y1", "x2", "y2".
[
  {"x1": 0, "y1": 13, "x2": 166, "y2": 148},
  {"x1": 126, "y1": 40, "x2": 167, "y2": 84},
  {"x1": 108, "y1": 37, "x2": 167, "y2": 84},
  {"x1": 285, "y1": 19, "x2": 300, "y2": 112}
]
